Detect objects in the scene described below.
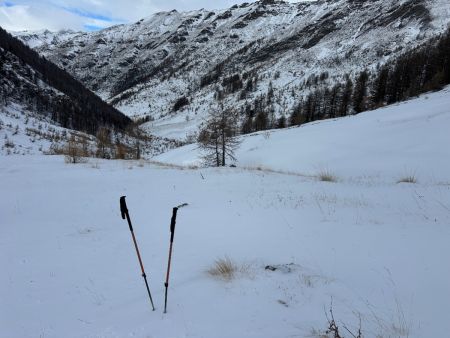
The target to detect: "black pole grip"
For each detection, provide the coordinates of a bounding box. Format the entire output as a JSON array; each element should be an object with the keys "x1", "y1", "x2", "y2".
[
  {"x1": 170, "y1": 207, "x2": 178, "y2": 242},
  {"x1": 120, "y1": 196, "x2": 133, "y2": 232},
  {"x1": 120, "y1": 196, "x2": 128, "y2": 219}
]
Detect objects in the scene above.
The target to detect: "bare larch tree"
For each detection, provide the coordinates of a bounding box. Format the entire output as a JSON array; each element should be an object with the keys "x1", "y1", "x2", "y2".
[{"x1": 198, "y1": 108, "x2": 241, "y2": 167}]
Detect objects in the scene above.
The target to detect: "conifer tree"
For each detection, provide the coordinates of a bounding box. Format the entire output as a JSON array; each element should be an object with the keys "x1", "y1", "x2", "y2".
[
  {"x1": 289, "y1": 100, "x2": 303, "y2": 126},
  {"x1": 328, "y1": 84, "x2": 341, "y2": 118},
  {"x1": 371, "y1": 66, "x2": 389, "y2": 107},
  {"x1": 352, "y1": 70, "x2": 369, "y2": 114},
  {"x1": 338, "y1": 77, "x2": 353, "y2": 117},
  {"x1": 254, "y1": 110, "x2": 268, "y2": 131}
]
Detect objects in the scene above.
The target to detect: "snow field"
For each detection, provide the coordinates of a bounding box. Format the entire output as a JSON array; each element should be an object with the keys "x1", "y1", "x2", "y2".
[
  {"x1": 2, "y1": 88, "x2": 450, "y2": 337},
  {"x1": 1, "y1": 153, "x2": 450, "y2": 337}
]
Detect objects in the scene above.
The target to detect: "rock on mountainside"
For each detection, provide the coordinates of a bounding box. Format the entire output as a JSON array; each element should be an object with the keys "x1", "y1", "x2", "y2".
[{"x1": 16, "y1": 0, "x2": 450, "y2": 140}]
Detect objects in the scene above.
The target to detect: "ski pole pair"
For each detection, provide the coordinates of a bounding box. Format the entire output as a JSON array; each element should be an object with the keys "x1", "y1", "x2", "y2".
[{"x1": 119, "y1": 196, "x2": 185, "y2": 313}]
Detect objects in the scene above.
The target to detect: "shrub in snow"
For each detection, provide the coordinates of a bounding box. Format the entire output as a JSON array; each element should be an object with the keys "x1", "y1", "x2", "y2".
[
  {"x1": 63, "y1": 135, "x2": 88, "y2": 164},
  {"x1": 317, "y1": 170, "x2": 338, "y2": 183},
  {"x1": 4, "y1": 138, "x2": 14, "y2": 149}
]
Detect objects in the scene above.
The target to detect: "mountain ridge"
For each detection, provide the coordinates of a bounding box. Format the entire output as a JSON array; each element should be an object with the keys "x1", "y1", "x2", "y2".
[{"x1": 15, "y1": 0, "x2": 450, "y2": 140}]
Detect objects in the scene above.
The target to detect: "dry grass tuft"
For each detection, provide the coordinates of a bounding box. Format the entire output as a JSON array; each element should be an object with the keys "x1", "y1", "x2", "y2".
[
  {"x1": 148, "y1": 160, "x2": 199, "y2": 170},
  {"x1": 241, "y1": 165, "x2": 310, "y2": 178},
  {"x1": 397, "y1": 175, "x2": 417, "y2": 184},
  {"x1": 317, "y1": 170, "x2": 338, "y2": 182},
  {"x1": 207, "y1": 257, "x2": 238, "y2": 281}
]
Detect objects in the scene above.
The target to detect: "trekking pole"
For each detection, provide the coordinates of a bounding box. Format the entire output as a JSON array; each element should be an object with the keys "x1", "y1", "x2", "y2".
[
  {"x1": 120, "y1": 196, "x2": 155, "y2": 311},
  {"x1": 164, "y1": 203, "x2": 188, "y2": 314}
]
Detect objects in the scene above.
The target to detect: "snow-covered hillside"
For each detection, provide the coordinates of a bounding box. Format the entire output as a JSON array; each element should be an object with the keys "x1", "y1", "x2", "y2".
[
  {"x1": 16, "y1": 0, "x2": 450, "y2": 140},
  {"x1": 0, "y1": 102, "x2": 82, "y2": 156},
  {"x1": 0, "y1": 101, "x2": 183, "y2": 157},
  {"x1": 2, "y1": 88, "x2": 450, "y2": 337},
  {"x1": 156, "y1": 87, "x2": 450, "y2": 183}
]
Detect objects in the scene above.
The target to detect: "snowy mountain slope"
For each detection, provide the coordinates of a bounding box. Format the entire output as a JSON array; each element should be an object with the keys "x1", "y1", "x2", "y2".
[
  {"x1": 0, "y1": 44, "x2": 96, "y2": 156},
  {"x1": 0, "y1": 99, "x2": 185, "y2": 157},
  {"x1": 2, "y1": 89, "x2": 450, "y2": 337},
  {"x1": 0, "y1": 29, "x2": 185, "y2": 157},
  {"x1": 0, "y1": 102, "x2": 88, "y2": 156},
  {"x1": 0, "y1": 27, "x2": 132, "y2": 136},
  {"x1": 16, "y1": 0, "x2": 450, "y2": 140},
  {"x1": 156, "y1": 86, "x2": 450, "y2": 183}
]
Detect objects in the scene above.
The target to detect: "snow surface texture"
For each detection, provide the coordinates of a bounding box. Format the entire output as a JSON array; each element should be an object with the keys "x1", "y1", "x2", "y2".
[
  {"x1": 2, "y1": 88, "x2": 450, "y2": 337},
  {"x1": 16, "y1": 0, "x2": 450, "y2": 141}
]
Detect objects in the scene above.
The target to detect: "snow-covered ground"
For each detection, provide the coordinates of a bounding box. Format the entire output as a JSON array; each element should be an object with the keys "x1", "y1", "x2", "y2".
[{"x1": 2, "y1": 89, "x2": 450, "y2": 338}]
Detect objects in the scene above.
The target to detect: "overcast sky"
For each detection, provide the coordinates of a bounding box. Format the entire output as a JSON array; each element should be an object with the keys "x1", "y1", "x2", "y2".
[{"x1": 0, "y1": 0, "x2": 303, "y2": 32}]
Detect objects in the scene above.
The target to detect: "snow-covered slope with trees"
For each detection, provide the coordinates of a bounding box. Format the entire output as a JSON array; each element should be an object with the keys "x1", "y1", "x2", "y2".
[
  {"x1": 156, "y1": 87, "x2": 450, "y2": 182},
  {"x1": 0, "y1": 28, "x2": 185, "y2": 157},
  {"x1": 16, "y1": 0, "x2": 450, "y2": 140},
  {"x1": 0, "y1": 99, "x2": 182, "y2": 157},
  {"x1": 0, "y1": 27, "x2": 132, "y2": 136},
  {"x1": 2, "y1": 87, "x2": 450, "y2": 338}
]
